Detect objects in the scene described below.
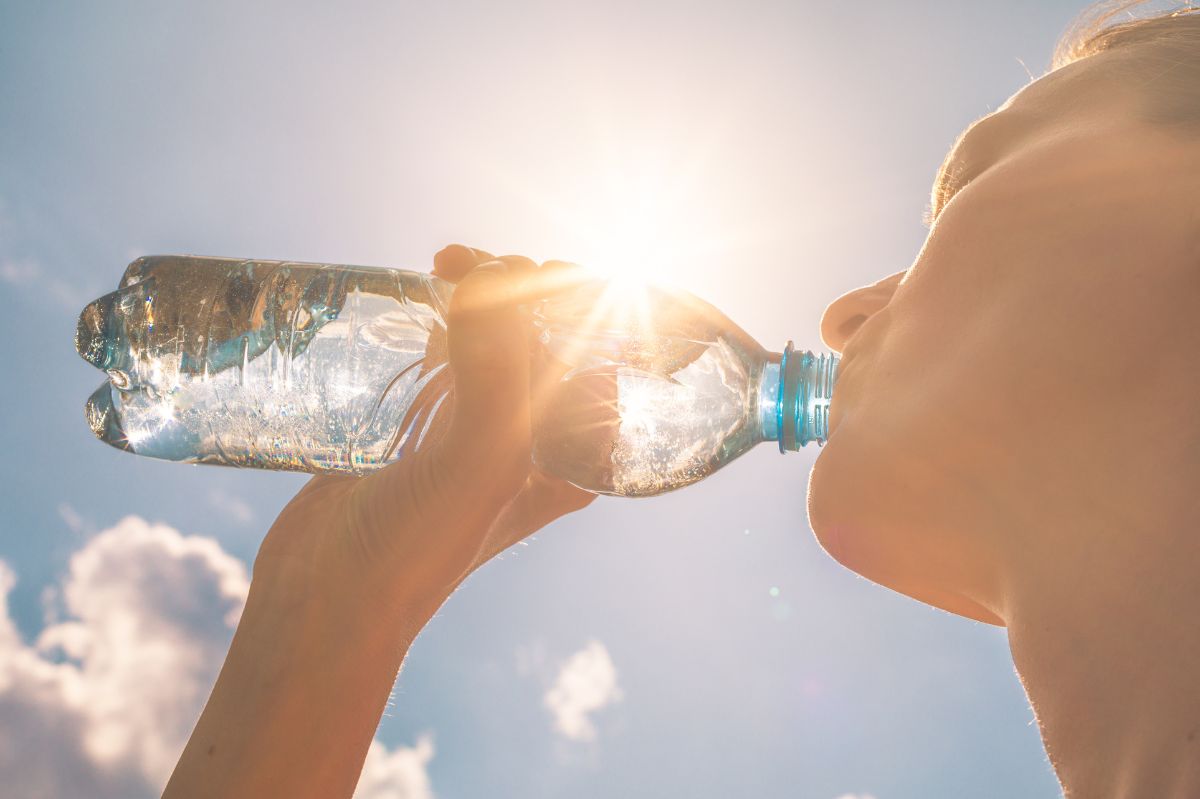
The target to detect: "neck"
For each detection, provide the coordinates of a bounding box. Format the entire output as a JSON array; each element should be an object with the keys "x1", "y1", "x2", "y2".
[{"x1": 1004, "y1": 428, "x2": 1200, "y2": 797}]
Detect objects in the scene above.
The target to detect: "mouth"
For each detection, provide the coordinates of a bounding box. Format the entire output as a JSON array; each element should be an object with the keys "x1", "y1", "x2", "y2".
[
  {"x1": 825, "y1": 351, "x2": 853, "y2": 439},
  {"x1": 823, "y1": 310, "x2": 888, "y2": 441}
]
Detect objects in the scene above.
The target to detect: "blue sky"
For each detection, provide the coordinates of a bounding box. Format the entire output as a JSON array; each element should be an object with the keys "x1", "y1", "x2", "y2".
[{"x1": 0, "y1": 1, "x2": 1094, "y2": 795}]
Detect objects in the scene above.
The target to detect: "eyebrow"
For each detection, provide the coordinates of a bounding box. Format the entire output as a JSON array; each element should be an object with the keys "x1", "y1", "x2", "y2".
[
  {"x1": 928, "y1": 158, "x2": 963, "y2": 223},
  {"x1": 925, "y1": 108, "x2": 1033, "y2": 225},
  {"x1": 927, "y1": 130, "x2": 973, "y2": 224}
]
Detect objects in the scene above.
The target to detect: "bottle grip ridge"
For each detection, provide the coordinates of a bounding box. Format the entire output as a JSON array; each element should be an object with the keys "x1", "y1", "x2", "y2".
[{"x1": 777, "y1": 344, "x2": 838, "y2": 452}]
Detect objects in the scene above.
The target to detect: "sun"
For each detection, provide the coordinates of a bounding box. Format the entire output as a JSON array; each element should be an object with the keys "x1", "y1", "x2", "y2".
[
  {"x1": 575, "y1": 203, "x2": 677, "y2": 288},
  {"x1": 566, "y1": 164, "x2": 698, "y2": 290},
  {"x1": 481, "y1": 137, "x2": 730, "y2": 292},
  {"x1": 514, "y1": 156, "x2": 722, "y2": 353}
]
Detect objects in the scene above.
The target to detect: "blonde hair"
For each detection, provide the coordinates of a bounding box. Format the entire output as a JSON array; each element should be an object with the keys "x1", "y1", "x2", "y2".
[{"x1": 1055, "y1": 2, "x2": 1200, "y2": 124}]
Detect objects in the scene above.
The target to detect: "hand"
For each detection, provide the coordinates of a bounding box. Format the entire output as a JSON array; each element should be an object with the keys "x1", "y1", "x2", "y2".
[
  {"x1": 254, "y1": 244, "x2": 595, "y2": 628},
  {"x1": 166, "y1": 246, "x2": 594, "y2": 798}
]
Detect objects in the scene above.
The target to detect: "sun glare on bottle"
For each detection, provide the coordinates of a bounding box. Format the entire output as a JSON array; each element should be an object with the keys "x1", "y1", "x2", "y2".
[{"x1": 573, "y1": 205, "x2": 684, "y2": 334}]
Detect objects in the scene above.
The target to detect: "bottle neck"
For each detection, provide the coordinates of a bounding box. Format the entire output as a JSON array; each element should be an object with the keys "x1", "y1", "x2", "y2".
[{"x1": 757, "y1": 343, "x2": 839, "y2": 451}]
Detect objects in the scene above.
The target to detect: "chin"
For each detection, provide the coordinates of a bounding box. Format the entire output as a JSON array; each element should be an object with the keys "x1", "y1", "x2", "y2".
[
  {"x1": 806, "y1": 429, "x2": 1006, "y2": 627},
  {"x1": 806, "y1": 432, "x2": 886, "y2": 577}
]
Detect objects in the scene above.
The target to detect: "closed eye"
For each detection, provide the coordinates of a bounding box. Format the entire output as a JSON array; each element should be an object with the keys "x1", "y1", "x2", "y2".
[
  {"x1": 923, "y1": 106, "x2": 1030, "y2": 227},
  {"x1": 924, "y1": 158, "x2": 970, "y2": 227}
]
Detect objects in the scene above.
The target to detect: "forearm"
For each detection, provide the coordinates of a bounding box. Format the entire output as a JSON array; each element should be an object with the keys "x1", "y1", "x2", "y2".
[
  {"x1": 161, "y1": 251, "x2": 587, "y2": 797},
  {"x1": 164, "y1": 568, "x2": 432, "y2": 799}
]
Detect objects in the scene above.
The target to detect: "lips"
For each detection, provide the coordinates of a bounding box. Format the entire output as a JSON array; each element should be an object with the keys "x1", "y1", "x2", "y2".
[{"x1": 825, "y1": 352, "x2": 851, "y2": 438}]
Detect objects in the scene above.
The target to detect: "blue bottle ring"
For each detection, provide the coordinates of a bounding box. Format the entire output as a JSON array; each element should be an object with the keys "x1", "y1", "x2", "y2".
[
  {"x1": 776, "y1": 342, "x2": 790, "y2": 453},
  {"x1": 779, "y1": 341, "x2": 809, "y2": 453}
]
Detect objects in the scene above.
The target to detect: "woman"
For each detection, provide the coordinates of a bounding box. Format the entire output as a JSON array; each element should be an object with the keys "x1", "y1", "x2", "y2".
[{"x1": 165, "y1": 5, "x2": 1200, "y2": 796}]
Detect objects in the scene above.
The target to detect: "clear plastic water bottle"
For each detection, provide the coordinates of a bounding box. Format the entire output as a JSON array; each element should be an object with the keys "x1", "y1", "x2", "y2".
[{"x1": 76, "y1": 255, "x2": 837, "y2": 497}]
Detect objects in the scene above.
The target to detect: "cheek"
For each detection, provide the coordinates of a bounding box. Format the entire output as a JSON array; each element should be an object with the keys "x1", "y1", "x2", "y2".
[
  {"x1": 806, "y1": 434, "x2": 880, "y2": 576},
  {"x1": 807, "y1": 414, "x2": 936, "y2": 585},
  {"x1": 807, "y1": 399, "x2": 1006, "y2": 622},
  {"x1": 805, "y1": 299, "x2": 1014, "y2": 588}
]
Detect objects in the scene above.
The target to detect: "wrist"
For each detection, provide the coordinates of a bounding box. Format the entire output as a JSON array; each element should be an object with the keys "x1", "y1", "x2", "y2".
[
  {"x1": 248, "y1": 553, "x2": 442, "y2": 655},
  {"x1": 253, "y1": 526, "x2": 459, "y2": 647}
]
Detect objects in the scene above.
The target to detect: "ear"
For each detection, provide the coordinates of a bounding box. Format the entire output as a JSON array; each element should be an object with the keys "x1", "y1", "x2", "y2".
[{"x1": 819, "y1": 271, "x2": 905, "y2": 352}]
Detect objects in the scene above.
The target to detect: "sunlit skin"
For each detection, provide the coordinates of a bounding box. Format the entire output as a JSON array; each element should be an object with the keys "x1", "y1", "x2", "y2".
[
  {"x1": 168, "y1": 45, "x2": 1199, "y2": 799},
  {"x1": 814, "y1": 47, "x2": 1200, "y2": 795}
]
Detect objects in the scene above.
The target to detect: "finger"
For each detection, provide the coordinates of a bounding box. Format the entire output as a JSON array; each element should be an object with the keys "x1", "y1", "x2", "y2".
[
  {"x1": 436, "y1": 261, "x2": 532, "y2": 504},
  {"x1": 485, "y1": 255, "x2": 540, "y2": 305},
  {"x1": 530, "y1": 259, "x2": 589, "y2": 300},
  {"x1": 496, "y1": 254, "x2": 537, "y2": 278},
  {"x1": 525, "y1": 258, "x2": 593, "y2": 420},
  {"x1": 538, "y1": 258, "x2": 582, "y2": 274},
  {"x1": 433, "y1": 244, "x2": 495, "y2": 283}
]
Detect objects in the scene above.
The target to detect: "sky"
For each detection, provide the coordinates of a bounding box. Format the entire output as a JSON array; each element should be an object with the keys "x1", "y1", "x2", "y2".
[{"x1": 0, "y1": 1, "x2": 1105, "y2": 796}]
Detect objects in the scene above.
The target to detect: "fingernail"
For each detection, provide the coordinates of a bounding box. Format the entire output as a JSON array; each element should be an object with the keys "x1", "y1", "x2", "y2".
[
  {"x1": 433, "y1": 243, "x2": 477, "y2": 277},
  {"x1": 473, "y1": 259, "x2": 509, "y2": 278}
]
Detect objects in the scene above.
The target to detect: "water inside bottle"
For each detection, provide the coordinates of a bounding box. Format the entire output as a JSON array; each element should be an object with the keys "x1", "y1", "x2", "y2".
[
  {"x1": 77, "y1": 256, "x2": 771, "y2": 495},
  {"x1": 531, "y1": 281, "x2": 766, "y2": 496},
  {"x1": 78, "y1": 256, "x2": 454, "y2": 472}
]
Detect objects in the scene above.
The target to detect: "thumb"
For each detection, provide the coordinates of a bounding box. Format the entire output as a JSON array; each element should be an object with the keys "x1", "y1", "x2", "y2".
[{"x1": 435, "y1": 260, "x2": 532, "y2": 505}]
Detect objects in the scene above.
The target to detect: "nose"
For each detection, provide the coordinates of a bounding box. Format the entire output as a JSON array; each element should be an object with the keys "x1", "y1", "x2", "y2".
[{"x1": 819, "y1": 270, "x2": 905, "y2": 353}]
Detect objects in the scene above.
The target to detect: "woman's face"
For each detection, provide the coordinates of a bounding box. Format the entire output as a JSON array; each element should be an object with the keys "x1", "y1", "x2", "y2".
[{"x1": 809, "y1": 50, "x2": 1200, "y2": 624}]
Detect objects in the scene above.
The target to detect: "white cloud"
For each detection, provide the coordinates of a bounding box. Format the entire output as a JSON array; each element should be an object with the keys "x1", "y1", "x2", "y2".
[
  {"x1": 0, "y1": 514, "x2": 436, "y2": 798},
  {"x1": 543, "y1": 640, "x2": 622, "y2": 742},
  {"x1": 0, "y1": 257, "x2": 40, "y2": 285},
  {"x1": 206, "y1": 487, "x2": 255, "y2": 526},
  {"x1": 0, "y1": 195, "x2": 89, "y2": 310},
  {"x1": 514, "y1": 639, "x2": 549, "y2": 679},
  {"x1": 57, "y1": 502, "x2": 90, "y2": 535},
  {"x1": 353, "y1": 734, "x2": 436, "y2": 799},
  {"x1": 0, "y1": 516, "x2": 249, "y2": 794},
  {"x1": 0, "y1": 254, "x2": 89, "y2": 310},
  {"x1": 47, "y1": 277, "x2": 88, "y2": 311}
]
